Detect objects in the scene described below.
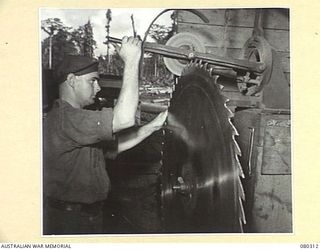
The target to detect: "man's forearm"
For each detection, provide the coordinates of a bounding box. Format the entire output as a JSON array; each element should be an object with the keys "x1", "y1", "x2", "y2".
[
  {"x1": 112, "y1": 36, "x2": 142, "y2": 133},
  {"x1": 113, "y1": 61, "x2": 139, "y2": 132},
  {"x1": 106, "y1": 110, "x2": 167, "y2": 157},
  {"x1": 116, "y1": 121, "x2": 155, "y2": 154}
]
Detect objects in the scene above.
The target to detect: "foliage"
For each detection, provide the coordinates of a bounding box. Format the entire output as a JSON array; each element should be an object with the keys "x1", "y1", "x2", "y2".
[
  {"x1": 72, "y1": 20, "x2": 97, "y2": 58},
  {"x1": 41, "y1": 18, "x2": 97, "y2": 70},
  {"x1": 98, "y1": 54, "x2": 123, "y2": 75},
  {"x1": 148, "y1": 24, "x2": 172, "y2": 45},
  {"x1": 41, "y1": 18, "x2": 77, "y2": 70},
  {"x1": 143, "y1": 23, "x2": 175, "y2": 83},
  {"x1": 41, "y1": 18, "x2": 68, "y2": 35}
]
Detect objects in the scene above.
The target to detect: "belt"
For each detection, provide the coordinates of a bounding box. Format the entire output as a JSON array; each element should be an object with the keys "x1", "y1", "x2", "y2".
[{"x1": 46, "y1": 197, "x2": 104, "y2": 216}]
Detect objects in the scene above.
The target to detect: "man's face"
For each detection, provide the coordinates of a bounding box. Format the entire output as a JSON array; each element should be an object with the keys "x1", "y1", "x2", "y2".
[{"x1": 73, "y1": 72, "x2": 101, "y2": 108}]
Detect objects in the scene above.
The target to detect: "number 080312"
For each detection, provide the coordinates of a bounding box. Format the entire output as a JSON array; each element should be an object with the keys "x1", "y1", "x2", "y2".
[{"x1": 300, "y1": 244, "x2": 319, "y2": 248}]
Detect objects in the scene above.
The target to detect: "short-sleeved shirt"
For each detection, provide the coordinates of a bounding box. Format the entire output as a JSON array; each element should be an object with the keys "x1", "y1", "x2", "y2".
[{"x1": 43, "y1": 99, "x2": 116, "y2": 204}]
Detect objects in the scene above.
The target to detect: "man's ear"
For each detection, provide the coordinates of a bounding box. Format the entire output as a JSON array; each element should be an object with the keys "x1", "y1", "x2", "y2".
[{"x1": 66, "y1": 73, "x2": 76, "y2": 88}]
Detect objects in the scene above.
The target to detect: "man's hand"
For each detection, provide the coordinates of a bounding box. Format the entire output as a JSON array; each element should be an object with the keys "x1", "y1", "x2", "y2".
[
  {"x1": 148, "y1": 110, "x2": 168, "y2": 132},
  {"x1": 109, "y1": 110, "x2": 168, "y2": 157},
  {"x1": 116, "y1": 36, "x2": 142, "y2": 64}
]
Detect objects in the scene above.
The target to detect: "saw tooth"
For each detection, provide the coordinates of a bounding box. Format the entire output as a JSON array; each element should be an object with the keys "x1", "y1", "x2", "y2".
[
  {"x1": 199, "y1": 59, "x2": 203, "y2": 68},
  {"x1": 218, "y1": 84, "x2": 224, "y2": 90},
  {"x1": 231, "y1": 124, "x2": 239, "y2": 136},
  {"x1": 213, "y1": 75, "x2": 220, "y2": 82},
  {"x1": 232, "y1": 135, "x2": 242, "y2": 156},
  {"x1": 238, "y1": 176, "x2": 245, "y2": 201},
  {"x1": 209, "y1": 67, "x2": 214, "y2": 76},
  {"x1": 204, "y1": 62, "x2": 208, "y2": 70},
  {"x1": 239, "y1": 197, "x2": 247, "y2": 224},
  {"x1": 235, "y1": 154, "x2": 245, "y2": 178},
  {"x1": 228, "y1": 119, "x2": 239, "y2": 138},
  {"x1": 239, "y1": 218, "x2": 244, "y2": 233},
  {"x1": 227, "y1": 117, "x2": 239, "y2": 136},
  {"x1": 224, "y1": 103, "x2": 235, "y2": 118},
  {"x1": 223, "y1": 97, "x2": 230, "y2": 104}
]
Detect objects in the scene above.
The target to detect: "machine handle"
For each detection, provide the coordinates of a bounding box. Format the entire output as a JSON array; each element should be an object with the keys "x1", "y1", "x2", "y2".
[{"x1": 106, "y1": 36, "x2": 266, "y2": 74}]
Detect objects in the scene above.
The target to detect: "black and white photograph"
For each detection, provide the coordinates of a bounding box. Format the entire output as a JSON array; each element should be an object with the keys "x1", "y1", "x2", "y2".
[{"x1": 41, "y1": 8, "x2": 291, "y2": 235}]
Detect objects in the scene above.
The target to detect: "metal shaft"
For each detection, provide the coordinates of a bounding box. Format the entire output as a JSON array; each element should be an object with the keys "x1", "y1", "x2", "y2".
[{"x1": 107, "y1": 36, "x2": 265, "y2": 73}]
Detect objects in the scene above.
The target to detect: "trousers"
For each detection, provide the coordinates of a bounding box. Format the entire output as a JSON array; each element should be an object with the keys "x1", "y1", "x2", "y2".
[{"x1": 43, "y1": 197, "x2": 104, "y2": 235}]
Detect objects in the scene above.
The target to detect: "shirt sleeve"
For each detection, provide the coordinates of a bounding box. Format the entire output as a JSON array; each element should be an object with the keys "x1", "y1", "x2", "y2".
[{"x1": 61, "y1": 106, "x2": 115, "y2": 146}]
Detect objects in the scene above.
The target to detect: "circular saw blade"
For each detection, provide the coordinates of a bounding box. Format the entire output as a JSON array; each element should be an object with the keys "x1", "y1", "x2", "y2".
[{"x1": 160, "y1": 63, "x2": 245, "y2": 233}]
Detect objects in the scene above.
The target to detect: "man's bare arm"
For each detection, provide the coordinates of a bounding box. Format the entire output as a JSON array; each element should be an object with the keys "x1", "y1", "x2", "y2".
[
  {"x1": 113, "y1": 36, "x2": 142, "y2": 133},
  {"x1": 105, "y1": 110, "x2": 167, "y2": 158}
]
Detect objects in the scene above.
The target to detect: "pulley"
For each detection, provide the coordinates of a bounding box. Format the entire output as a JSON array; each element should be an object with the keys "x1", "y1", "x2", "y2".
[
  {"x1": 163, "y1": 32, "x2": 206, "y2": 76},
  {"x1": 239, "y1": 35, "x2": 273, "y2": 95}
]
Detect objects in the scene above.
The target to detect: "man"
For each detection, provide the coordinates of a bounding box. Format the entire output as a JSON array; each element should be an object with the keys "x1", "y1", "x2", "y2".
[{"x1": 43, "y1": 36, "x2": 167, "y2": 234}]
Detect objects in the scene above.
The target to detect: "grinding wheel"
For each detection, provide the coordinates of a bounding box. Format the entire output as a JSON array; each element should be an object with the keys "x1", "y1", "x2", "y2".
[{"x1": 163, "y1": 32, "x2": 206, "y2": 76}]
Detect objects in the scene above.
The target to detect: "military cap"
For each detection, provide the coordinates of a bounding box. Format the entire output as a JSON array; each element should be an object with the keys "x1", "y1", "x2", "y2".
[{"x1": 55, "y1": 55, "x2": 98, "y2": 84}]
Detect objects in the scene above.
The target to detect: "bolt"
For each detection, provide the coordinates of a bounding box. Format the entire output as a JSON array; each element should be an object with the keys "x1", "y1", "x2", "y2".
[
  {"x1": 258, "y1": 64, "x2": 266, "y2": 71},
  {"x1": 172, "y1": 185, "x2": 182, "y2": 190},
  {"x1": 177, "y1": 176, "x2": 184, "y2": 184},
  {"x1": 188, "y1": 52, "x2": 195, "y2": 59}
]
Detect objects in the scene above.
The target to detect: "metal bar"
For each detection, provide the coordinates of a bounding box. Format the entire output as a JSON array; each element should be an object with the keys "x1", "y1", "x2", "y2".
[
  {"x1": 247, "y1": 127, "x2": 255, "y2": 176},
  {"x1": 107, "y1": 36, "x2": 265, "y2": 73},
  {"x1": 261, "y1": 108, "x2": 291, "y2": 115},
  {"x1": 130, "y1": 14, "x2": 137, "y2": 37},
  {"x1": 179, "y1": 21, "x2": 289, "y2": 31},
  {"x1": 253, "y1": 9, "x2": 264, "y2": 37},
  {"x1": 140, "y1": 102, "x2": 167, "y2": 113}
]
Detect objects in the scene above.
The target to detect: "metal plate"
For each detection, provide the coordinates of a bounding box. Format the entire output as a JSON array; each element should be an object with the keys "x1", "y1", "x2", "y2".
[{"x1": 261, "y1": 114, "x2": 291, "y2": 175}]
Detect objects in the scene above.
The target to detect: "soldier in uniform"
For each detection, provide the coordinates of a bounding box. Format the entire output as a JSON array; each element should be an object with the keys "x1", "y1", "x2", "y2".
[{"x1": 43, "y1": 36, "x2": 167, "y2": 234}]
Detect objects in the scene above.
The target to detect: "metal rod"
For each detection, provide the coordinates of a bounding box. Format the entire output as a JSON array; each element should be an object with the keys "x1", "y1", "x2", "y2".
[
  {"x1": 248, "y1": 127, "x2": 255, "y2": 176},
  {"x1": 130, "y1": 14, "x2": 137, "y2": 38},
  {"x1": 253, "y1": 9, "x2": 264, "y2": 37},
  {"x1": 107, "y1": 36, "x2": 265, "y2": 73}
]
